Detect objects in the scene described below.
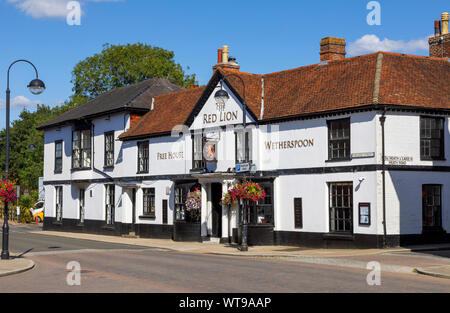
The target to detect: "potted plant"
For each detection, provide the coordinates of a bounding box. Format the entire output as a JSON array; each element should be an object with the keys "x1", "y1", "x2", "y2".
[{"x1": 185, "y1": 187, "x2": 201, "y2": 223}]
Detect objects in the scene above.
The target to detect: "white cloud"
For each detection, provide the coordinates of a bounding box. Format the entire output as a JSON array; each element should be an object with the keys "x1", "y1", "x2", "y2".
[
  {"x1": 348, "y1": 34, "x2": 429, "y2": 56},
  {"x1": 7, "y1": 0, "x2": 122, "y2": 19},
  {"x1": 0, "y1": 96, "x2": 41, "y2": 110}
]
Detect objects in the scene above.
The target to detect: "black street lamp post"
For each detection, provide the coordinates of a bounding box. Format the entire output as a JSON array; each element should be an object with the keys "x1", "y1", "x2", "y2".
[
  {"x1": 2, "y1": 60, "x2": 45, "y2": 260},
  {"x1": 214, "y1": 74, "x2": 249, "y2": 252}
]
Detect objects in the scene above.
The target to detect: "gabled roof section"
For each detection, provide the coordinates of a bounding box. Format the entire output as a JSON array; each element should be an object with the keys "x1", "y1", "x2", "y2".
[
  {"x1": 37, "y1": 77, "x2": 183, "y2": 130},
  {"x1": 119, "y1": 51, "x2": 449, "y2": 140}
]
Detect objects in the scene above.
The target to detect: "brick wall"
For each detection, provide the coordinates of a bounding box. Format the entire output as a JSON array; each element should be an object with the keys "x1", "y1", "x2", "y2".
[{"x1": 429, "y1": 33, "x2": 450, "y2": 58}]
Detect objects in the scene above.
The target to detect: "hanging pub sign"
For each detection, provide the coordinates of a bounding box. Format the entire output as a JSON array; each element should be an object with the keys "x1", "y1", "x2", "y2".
[
  {"x1": 204, "y1": 142, "x2": 217, "y2": 162},
  {"x1": 359, "y1": 203, "x2": 371, "y2": 226}
]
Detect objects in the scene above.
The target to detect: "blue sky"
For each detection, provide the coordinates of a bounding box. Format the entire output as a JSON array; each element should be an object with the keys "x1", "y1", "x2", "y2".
[{"x1": 0, "y1": 0, "x2": 448, "y2": 129}]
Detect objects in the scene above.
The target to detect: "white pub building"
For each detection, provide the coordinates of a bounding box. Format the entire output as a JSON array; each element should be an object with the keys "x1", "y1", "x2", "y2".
[{"x1": 39, "y1": 15, "x2": 450, "y2": 248}]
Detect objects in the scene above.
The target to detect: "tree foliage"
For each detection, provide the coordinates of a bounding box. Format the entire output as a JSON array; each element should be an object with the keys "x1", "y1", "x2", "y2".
[{"x1": 72, "y1": 43, "x2": 196, "y2": 98}]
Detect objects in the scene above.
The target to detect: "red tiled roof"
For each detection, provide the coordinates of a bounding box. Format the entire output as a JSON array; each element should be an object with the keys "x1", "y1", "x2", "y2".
[{"x1": 120, "y1": 52, "x2": 450, "y2": 140}]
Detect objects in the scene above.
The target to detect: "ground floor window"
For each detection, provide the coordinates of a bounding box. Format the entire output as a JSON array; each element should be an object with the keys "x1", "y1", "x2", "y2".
[
  {"x1": 143, "y1": 188, "x2": 156, "y2": 217},
  {"x1": 79, "y1": 189, "x2": 85, "y2": 224},
  {"x1": 105, "y1": 185, "x2": 115, "y2": 225},
  {"x1": 329, "y1": 182, "x2": 353, "y2": 233},
  {"x1": 245, "y1": 181, "x2": 274, "y2": 225},
  {"x1": 422, "y1": 184, "x2": 442, "y2": 231},
  {"x1": 174, "y1": 182, "x2": 200, "y2": 222},
  {"x1": 55, "y1": 186, "x2": 63, "y2": 222}
]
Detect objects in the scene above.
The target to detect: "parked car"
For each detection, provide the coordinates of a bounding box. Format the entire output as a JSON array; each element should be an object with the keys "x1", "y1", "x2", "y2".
[{"x1": 30, "y1": 200, "x2": 44, "y2": 223}]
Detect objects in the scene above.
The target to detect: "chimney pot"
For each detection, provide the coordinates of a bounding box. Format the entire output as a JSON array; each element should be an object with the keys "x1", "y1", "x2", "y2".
[
  {"x1": 442, "y1": 12, "x2": 449, "y2": 35},
  {"x1": 320, "y1": 37, "x2": 346, "y2": 61},
  {"x1": 435, "y1": 20, "x2": 442, "y2": 36},
  {"x1": 222, "y1": 45, "x2": 229, "y2": 63},
  {"x1": 217, "y1": 49, "x2": 223, "y2": 64}
]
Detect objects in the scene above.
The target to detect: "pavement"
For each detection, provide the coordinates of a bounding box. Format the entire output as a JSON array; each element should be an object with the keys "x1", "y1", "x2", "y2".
[
  {"x1": 0, "y1": 257, "x2": 35, "y2": 277},
  {"x1": 32, "y1": 228, "x2": 450, "y2": 280}
]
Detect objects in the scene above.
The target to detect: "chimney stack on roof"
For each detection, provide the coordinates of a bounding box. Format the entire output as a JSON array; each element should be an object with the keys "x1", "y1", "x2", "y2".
[
  {"x1": 320, "y1": 37, "x2": 346, "y2": 62},
  {"x1": 442, "y1": 12, "x2": 449, "y2": 35},
  {"x1": 429, "y1": 12, "x2": 450, "y2": 58},
  {"x1": 213, "y1": 45, "x2": 240, "y2": 71}
]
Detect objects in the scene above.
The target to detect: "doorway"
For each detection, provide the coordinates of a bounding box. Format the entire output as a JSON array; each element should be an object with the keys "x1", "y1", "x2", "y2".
[{"x1": 211, "y1": 183, "x2": 222, "y2": 238}]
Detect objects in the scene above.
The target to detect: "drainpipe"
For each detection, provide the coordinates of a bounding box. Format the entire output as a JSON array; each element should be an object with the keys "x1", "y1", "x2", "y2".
[{"x1": 379, "y1": 107, "x2": 387, "y2": 247}]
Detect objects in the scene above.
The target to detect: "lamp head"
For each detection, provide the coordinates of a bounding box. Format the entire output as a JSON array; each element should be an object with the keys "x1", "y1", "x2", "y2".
[
  {"x1": 27, "y1": 78, "x2": 46, "y2": 95},
  {"x1": 214, "y1": 89, "x2": 229, "y2": 106}
]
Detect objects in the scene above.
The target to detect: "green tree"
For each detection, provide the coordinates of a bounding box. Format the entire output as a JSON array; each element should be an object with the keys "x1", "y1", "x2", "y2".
[{"x1": 72, "y1": 43, "x2": 196, "y2": 98}]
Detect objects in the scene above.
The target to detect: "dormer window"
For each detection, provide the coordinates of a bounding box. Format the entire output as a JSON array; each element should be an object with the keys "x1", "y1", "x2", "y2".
[{"x1": 72, "y1": 129, "x2": 91, "y2": 170}]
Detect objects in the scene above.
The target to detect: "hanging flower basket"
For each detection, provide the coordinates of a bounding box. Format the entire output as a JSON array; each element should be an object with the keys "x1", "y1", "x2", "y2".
[
  {"x1": 0, "y1": 180, "x2": 17, "y2": 204},
  {"x1": 185, "y1": 187, "x2": 201, "y2": 223},
  {"x1": 221, "y1": 182, "x2": 266, "y2": 206}
]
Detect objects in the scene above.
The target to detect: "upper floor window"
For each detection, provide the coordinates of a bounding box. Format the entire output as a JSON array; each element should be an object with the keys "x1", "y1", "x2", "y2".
[
  {"x1": 143, "y1": 188, "x2": 156, "y2": 217},
  {"x1": 192, "y1": 133, "x2": 206, "y2": 170},
  {"x1": 137, "y1": 141, "x2": 149, "y2": 173},
  {"x1": 54, "y1": 140, "x2": 63, "y2": 173},
  {"x1": 420, "y1": 117, "x2": 445, "y2": 160},
  {"x1": 72, "y1": 129, "x2": 91, "y2": 169},
  {"x1": 235, "y1": 130, "x2": 252, "y2": 164},
  {"x1": 104, "y1": 132, "x2": 115, "y2": 168},
  {"x1": 327, "y1": 118, "x2": 350, "y2": 161}
]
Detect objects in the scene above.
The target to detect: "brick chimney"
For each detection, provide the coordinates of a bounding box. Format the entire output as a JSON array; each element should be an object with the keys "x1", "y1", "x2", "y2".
[
  {"x1": 320, "y1": 37, "x2": 346, "y2": 61},
  {"x1": 213, "y1": 45, "x2": 240, "y2": 71},
  {"x1": 429, "y1": 12, "x2": 450, "y2": 58}
]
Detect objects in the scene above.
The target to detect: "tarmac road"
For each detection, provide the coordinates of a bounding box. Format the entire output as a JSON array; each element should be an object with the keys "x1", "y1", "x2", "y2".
[{"x1": 1, "y1": 224, "x2": 450, "y2": 293}]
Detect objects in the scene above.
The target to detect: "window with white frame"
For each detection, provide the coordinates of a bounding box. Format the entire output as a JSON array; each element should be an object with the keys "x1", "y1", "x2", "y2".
[
  {"x1": 104, "y1": 132, "x2": 115, "y2": 168},
  {"x1": 137, "y1": 141, "x2": 149, "y2": 173},
  {"x1": 72, "y1": 129, "x2": 91, "y2": 169},
  {"x1": 143, "y1": 188, "x2": 156, "y2": 217}
]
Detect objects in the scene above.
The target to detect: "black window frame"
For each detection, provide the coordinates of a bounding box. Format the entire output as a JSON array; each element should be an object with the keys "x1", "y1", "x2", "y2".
[
  {"x1": 422, "y1": 184, "x2": 443, "y2": 232},
  {"x1": 54, "y1": 140, "x2": 63, "y2": 174},
  {"x1": 191, "y1": 133, "x2": 206, "y2": 170},
  {"x1": 235, "y1": 129, "x2": 252, "y2": 164},
  {"x1": 104, "y1": 131, "x2": 115, "y2": 168},
  {"x1": 420, "y1": 116, "x2": 445, "y2": 161},
  {"x1": 329, "y1": 182, "x2": 353, "y2": 234},
  {"x1": 142, "y1": 188, "x2": 156, "y2": 218},
  {"x1": 137, "y1": 141, "x2": 149, "y2": 174},
  {"x1": 72, "y1": 129, "x2": 92, "y2": 170},
  {"x1": 105, "y1": 184, "x2": 115, "y2": 225},
  {"x1": 245, "y1": 181, "x2": 274, "y2": 226},
  {"x1": 327, "y1": 118, "x2": 351, "y2": 161}
]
